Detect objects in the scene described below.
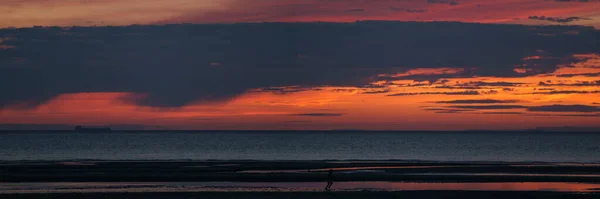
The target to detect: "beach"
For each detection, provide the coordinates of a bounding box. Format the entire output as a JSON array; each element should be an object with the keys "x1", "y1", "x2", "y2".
[
  {"x1": 2, "y1": 160, "x2": 600, "y2": 182},
  {"x1": 2, "y1": 132, "x2": 600, "y2": 198},
  {"x1": 1, "y1": 160, "x2": 599, "y2": 198}
]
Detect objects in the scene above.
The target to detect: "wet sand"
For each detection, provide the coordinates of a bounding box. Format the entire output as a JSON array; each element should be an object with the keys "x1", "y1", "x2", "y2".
[
  {"x1": 2, "y1": 160, "x2": 600, "y2": 198},
  {"x1": 2, "y1": 181, "x2": 600, "y2": 194},
  {"x1": 2, "y1": 191, "x2": 600, "y2": 199},
  {"x1": 1, "y1": 160, "x2": 600, "y2": 182}
]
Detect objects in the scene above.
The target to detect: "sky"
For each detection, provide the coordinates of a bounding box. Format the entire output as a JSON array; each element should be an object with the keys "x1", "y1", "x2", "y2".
[{"x1": 0, "y1": 0, "x2": 599, "y2": 130}]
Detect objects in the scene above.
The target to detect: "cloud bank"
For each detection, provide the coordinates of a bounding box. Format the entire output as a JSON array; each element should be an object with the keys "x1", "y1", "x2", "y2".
[{"x1": 0, "y1": 22, "x2": 598, "y2": 108}]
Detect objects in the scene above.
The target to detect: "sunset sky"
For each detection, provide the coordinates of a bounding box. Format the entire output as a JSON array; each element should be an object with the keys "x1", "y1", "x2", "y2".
[{"x1": 1, "y1": 0, "x2": 599, "y2": 130}]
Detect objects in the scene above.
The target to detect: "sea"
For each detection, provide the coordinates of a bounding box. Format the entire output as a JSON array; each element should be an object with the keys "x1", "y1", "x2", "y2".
[{"x1": 1, "y1": 131, "x2": 599, "y2": 162}]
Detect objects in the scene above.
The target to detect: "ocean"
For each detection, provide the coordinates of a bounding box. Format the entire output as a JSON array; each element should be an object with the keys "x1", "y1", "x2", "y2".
[{"x1": 1, "y1": 131, "x2": 599, "y2": 162}]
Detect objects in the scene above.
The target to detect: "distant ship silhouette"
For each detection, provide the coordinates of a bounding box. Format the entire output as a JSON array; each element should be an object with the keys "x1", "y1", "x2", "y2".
[{"x1": 74, "y1": 125, "x2": 111, "y2": 132}]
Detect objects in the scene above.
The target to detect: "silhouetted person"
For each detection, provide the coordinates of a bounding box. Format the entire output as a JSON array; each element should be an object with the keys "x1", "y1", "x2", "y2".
[{"x1": 325, "y1": 169, "x2": 334, "y2": 191}]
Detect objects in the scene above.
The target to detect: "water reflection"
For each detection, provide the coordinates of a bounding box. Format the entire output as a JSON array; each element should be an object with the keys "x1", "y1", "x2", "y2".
[
  {"x1": 237, "y1": 165, "x2": 457, "y2": 173},
  {"x1": 1, "y1": 182, "x2": 599, "y2": 194},
  {"x1": 336, "y1": 182, "x2": 600, "y2": 192},
  {"x1": 405, "y1": 173, "x2": 600, "y2": 177}
]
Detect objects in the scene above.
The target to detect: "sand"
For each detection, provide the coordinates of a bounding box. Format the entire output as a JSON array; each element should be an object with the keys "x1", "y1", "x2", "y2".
[
  {"x1": 2, "y1": 160, "x2": 600, "y2": 198},
  {"x1": 1, "y1": 160, "x2": 600, "y2": 182}
]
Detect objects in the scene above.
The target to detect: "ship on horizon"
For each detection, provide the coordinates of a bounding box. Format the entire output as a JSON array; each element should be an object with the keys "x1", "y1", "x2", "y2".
[{"x1": 74, "y1": 125, "x2": 111, "y2": 132}]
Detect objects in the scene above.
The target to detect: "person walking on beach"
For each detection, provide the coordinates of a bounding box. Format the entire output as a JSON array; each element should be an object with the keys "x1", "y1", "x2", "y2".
[{"x1": 325, "y1": 169, "x2": 334, "y2": 191}]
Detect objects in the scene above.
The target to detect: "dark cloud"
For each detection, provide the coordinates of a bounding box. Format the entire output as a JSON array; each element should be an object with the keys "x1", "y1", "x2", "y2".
[
  {"x1": 528, "y1": 16, "x2": 592, "y2": 23},
  {"x1": 427, "y1": 0, "x2": 459, "y2": 5},
  {"x1": 0, "y1": 22, "x2": 597, "y2": 108},
  {"x1": 447, "y1": 105, "x2": 526, "y2": 110},
  {"x1": 425, "y1": 107, "x2": 526, "y2": 115},
  {"x1": 387, "y1": 90, "x2": 481, "y2": 96},
  {"x1": 479, "y1": 112, "x2": 524, "y2": 115},
  {"x1": 536, "y1": 88, "x2": 555, "y2": 91},
  {"x1": 331, "y1": 88, "x2": 358, "y2": 92},
  {"x1": 394, "y1": 82, "x2": 430, "y2": 87},
  {"x1": 434, "y1": 85, "x2": 483, "y2": 89},
  {"x1": 538, "y1": 80, "x2": 600, "y2": 87},
  {"x1": 433, "y1": 109, "x2": 474, "y2": 114},
  {"x1": 460, "y1": 81, "x2": 525, "y2": 87},
  {"x1": 559, "y1": 113, "x2": 600, "y2": 117},
  {"x1": 283, "y1": 120, "x2": 312, "y2": 123},
  {"x1": 433, "y1": 81, "x2": 525, "y2": 90},
  {"x1": 406, "y1": 9, "x2": 427, "y2": 13},
  {"x1": 527, "y1": 105, "x2": 600, "y2": 112},
  {"x1": 290, "y1": 113, "x2": 345, "y2": 117},
  {"x1": 553, "y1": 0, "x2": 590, "y2": 2},
  {"x1": 556, "y1": 72, "x2": 600, "y2": 77},
  {"x1": 428, "y1": 104, "x2": 600, "y2": 115},
  {"x1": 345, "y1": 9, "x2": 365, "y2": 12},
  {"x1": 362, "y1": 88, "x2": 391, "y2": 94},
  {"x1": 423, "y1": 108, "x2": 449, "y2": 111},
  {"x1": 529, "y1": 90, "x2": 600, "y2": 95},
  {"x1": 378, "y1": 69, "x2": 475, "y2": 83},
  {"x1": 254, "y1": 86, "x2": 322, "y2": 94},
  {"x1": 362, "y1": 84, "x2": 389, "y2": 89},
  {"x1": 388, "y1": 7, "x2": 427, "y2": 13},
  {"x1": 435, "y1": 99, "x2": 521, "y2": 104},
  {"x1": 422, "y1": 107, "x2": 476, "y2": 113}
]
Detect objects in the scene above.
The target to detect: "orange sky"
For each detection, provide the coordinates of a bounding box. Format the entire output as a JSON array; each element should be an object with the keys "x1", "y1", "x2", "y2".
[{"x1": 1, "y1": 0, "x2": 599, "y2": 28}]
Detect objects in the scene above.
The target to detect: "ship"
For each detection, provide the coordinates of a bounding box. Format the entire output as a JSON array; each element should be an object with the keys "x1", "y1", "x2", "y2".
[{"x1": 74, "y1": 125, "x2": 111, "y2": 132}]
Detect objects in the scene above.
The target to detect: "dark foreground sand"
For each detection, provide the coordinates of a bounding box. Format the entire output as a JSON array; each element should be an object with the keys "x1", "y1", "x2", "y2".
[
  {"x1": 2, "y1": 160, "x2": 600, "y2": 182},
  {"x1": 2, "y1": 160, "x2": 600, "y2": 198},
  {"x1": 2, "y1": 191, "x2": 600, "y2": 199}
]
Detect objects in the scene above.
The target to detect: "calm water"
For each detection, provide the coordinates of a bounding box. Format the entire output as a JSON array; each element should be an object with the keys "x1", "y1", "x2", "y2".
[{"x1": 1, "y1": 131, "x2": 599, "y2": 162}]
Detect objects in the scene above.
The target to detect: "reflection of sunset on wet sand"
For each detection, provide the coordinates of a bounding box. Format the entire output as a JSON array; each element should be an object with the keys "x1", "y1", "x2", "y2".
[
  {"x1": 339, "y1": 182, "x2": 600, "y2": 192},
  {"x1": 1, "y1": 182, "x2": 599, "y2": 193}
]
